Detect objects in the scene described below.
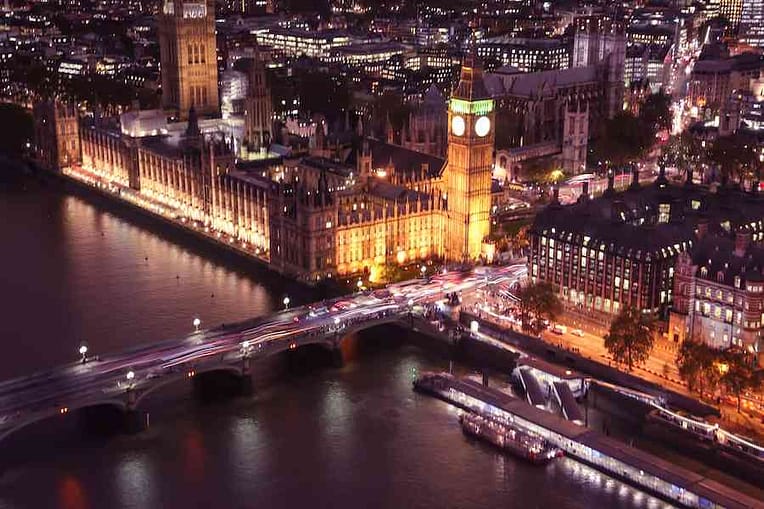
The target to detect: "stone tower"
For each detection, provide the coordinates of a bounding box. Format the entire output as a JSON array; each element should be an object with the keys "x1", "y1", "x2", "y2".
[
  {"x1": 158, "y1": 0, "x2": 220, "y2": 120},
  {"x1": 444, "y1": 52, "x2": 495, "y2": 261},
  {"x1": 243, "y1": 48, "x2": 273, "y2": 153},
  {"x1": 33, "y1": 100, "x2": 81, "y2": 171}
]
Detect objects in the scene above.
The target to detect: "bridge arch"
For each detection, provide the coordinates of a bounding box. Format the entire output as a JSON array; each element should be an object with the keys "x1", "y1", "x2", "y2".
[
  {"x1": 0, "y1": 399, "x2": 127, "y2": 445},
  {"x1": 131, "y1": 364, "x2": 245, "y2": 409}
]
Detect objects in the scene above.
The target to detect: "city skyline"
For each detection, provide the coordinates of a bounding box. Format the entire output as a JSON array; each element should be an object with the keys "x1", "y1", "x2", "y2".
[{"x1": 0, "y1": 0, "x2": 763, "y2": 508}]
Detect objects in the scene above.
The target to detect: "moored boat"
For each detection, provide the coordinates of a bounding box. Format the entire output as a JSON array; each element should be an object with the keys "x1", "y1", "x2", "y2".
[{"x1": 459, "y1": 412, "x2": 563, "y2": 465}]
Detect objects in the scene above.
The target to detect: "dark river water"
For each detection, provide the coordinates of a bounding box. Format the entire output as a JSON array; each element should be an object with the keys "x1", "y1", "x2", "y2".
[{"x1": 0, "y1": 177, "x2": 670, "y2": 509}]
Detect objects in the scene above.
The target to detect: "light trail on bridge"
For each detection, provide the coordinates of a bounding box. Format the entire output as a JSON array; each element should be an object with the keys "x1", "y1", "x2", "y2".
[{"x1": 0, "y1": 266, "x2": 526, "y2": 442}]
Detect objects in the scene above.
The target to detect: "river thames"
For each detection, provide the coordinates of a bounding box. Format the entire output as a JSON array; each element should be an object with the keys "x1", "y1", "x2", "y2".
[{"x1": 0, "y1": 176, "x2": 669, "y2": 509}]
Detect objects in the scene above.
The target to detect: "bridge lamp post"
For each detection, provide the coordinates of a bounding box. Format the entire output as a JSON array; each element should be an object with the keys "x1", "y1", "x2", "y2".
[
  {"x1": 420, "y1": 265, "x2": 427, "y2": 278},
  {"x1": 356, "y1": 279, "x2": 363, "y2": 292},
  {"x1": 78, "y1": 344, "x2": 88, "y2": 363},
  {"x1": 283, "y1": 296, "x2": 290, "y2": 310},
  {"x1": 193, "y1": 317, "x2": 201, "y2": 332}
]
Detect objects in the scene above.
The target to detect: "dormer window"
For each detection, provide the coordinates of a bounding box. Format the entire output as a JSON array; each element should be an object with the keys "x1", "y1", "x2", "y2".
[
  {"x1": 700, "y1": 266, "x2": 708, "y2": 277},
  {"x1": 717, "y1": 271, "x2": 724, "y2": 283},
  {"x1": 734, "y1": 276, "x2": 741, "y2": 289}
]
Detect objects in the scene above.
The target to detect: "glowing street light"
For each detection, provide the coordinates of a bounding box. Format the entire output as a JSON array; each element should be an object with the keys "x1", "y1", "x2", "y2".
[
  {"x1": 283, "y1": 296, "x2": 290, "y2": 309},
  {"x1": 420, "y1": 265, "x2": 427, "y2": 278},
  {"x1": 356, "y1": 279, "x2": 363, "y2": 291},
  {"x1": 334, "y1": 317, "x2": 340, "y2": 326},
  {"x1": 78, "y1": 344, "x2": 88, "y2": 363},
  {"x1": 193, "y1": 317, "x2": 201, "y2": 332},
  {"x1": 126, "y1": 370, "x2": 135, "y2": 387}
]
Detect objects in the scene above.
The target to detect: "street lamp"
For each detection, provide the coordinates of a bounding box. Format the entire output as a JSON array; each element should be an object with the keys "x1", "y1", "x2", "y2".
[
  {"x1": 193, "y1": 317, "x2": 201, "y2": 332},
  {"x1": 334, "y1": 317, "x2": 340, "y2": 326},
  {"x1": 78, "y1": 344, "x2": 88, "y2": 363},
  {"x1": 356, "y1": 279, "x2": 363, "y2": 291},
  {"x1": 420, "y1": 265, "x2": 427, "y2": 278},
  {"x1": 126, "y1": 370, "x2": 135, "y2": 388},
  {"x1": 283, "y1": 296, "x2": 290, "y2": 309}
]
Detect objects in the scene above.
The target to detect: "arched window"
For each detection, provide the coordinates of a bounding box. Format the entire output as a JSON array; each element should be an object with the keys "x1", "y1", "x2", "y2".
[
  {"x1": 717, "y1": 271, "x2": 724, "y2": 283},
  {"x1": 700, "y1": 266, "x2": 708, "y2": 278}
]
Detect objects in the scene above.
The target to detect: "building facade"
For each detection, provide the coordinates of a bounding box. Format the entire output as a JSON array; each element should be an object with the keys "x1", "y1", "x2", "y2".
[
  {"x1": 529, "y1": 169, "x2": 764, "y2": 326},
  {"x1": 444, "y1": 53, "x2": 495, "y2": 261},
  {"x1": 34, "y1": 57, "x2": 494, "y2": 283},
  {"x1": 669, "y1": 230, "x2": 764, "y2": 359},
  {"x1": 158, "y1": 0, "x2": 220, "y2": 119}
]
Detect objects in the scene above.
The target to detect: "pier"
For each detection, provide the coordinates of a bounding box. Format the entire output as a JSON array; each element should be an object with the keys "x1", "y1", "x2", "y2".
[{"x1": 414, "y1": 373, "x2": 764, "y2": 509}]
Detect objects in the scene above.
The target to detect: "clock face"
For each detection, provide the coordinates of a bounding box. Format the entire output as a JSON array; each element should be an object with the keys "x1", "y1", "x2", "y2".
[
  {"x1": 475, "y1": 116, "x2": 491, "y2": 137},
  {"x1": 451, "y1": 115, "x2": 465, "y2": 136}
]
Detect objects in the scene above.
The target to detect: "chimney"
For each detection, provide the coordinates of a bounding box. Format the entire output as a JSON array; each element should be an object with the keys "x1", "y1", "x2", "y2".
[{"x1": 734, "y1": 229, "x2": 751, "y2": 257}]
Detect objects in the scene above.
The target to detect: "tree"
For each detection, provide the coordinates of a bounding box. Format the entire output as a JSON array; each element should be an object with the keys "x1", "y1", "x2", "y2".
[
  {"x1": 664, "y1": 131, "x2": 705, "y2": 178},
  {"x1": 604, "y1": 307, "x2": 655, "y2": 371},
  {"x1": 676, "y1": 340, "x2": 716, "y2": 396},
  {"x1": 640, "y1": 90, "x2": 672, "y2": 133},
  {"x1": 707, "y1": 133, "x2": 759, "y2": 184},
  {"x1": 523, "y1": 156, "x2": 565, "y2": 184},
  {"x1": 719, "y1": 348, "x2": 756, "y2": 412},
  {"x1": 588, "y1": 112, "x2": 655, "y2": 168},
  {"x1": 516, "y1": 281, "x2": 562, "y2": 334}
]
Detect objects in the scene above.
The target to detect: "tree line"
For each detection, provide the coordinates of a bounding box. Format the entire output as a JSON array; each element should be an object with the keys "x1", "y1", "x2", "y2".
[{"x1": 514, "y1": 282, "x2": 761, "y2": 413}]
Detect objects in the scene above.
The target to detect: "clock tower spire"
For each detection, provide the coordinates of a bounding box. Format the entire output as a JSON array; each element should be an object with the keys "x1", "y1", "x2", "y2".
[{"x1": 444, "y1": 49, "x2": 494, "y2": 261}]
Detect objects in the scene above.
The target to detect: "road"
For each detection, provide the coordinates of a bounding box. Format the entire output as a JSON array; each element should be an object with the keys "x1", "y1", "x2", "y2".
[{"x1": 0, "y1": 266, "x2": 522, "y2": 438}]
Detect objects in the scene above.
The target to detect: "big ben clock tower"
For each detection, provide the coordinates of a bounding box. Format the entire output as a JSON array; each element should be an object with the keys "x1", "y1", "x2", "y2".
[{"x1": 445, "y1": 51, "x2": 494, "y2": 261}]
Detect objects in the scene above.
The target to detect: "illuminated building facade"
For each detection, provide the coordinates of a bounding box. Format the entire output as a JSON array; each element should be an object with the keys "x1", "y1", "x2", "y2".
[
  {"x1": 529, "y1": 169, "x2": 764, "y2": 325},
  {"x1": 444, "y1": 52, "x2": 495, "y2": 261},
  {"x1": 477, "y1": 37, "x2": 571, "y2": 73},
  {"x1": 719, "y1": 0, "x2": 744, "y2": 34},
  {"x1": 670, "y1": 230, "x2": 763, "y2": 360},
  {"x1": 240, "y1": 50, "x2": 274, "y2": 154},
  {"x1": 34, "y1": 57, "x2": 494, "y2": 283},
  {"x1": 254, "y1": 28, "x2": 350, "y2": 58},
  {"x1": 33, "y1": 101, "x2": 81, "y2": 171},
  {"x1": 158, "y1": 0, "x2": 220, "y2": 119},
  {"x1": 740, "y1": 0, "x2": 764, "y2": 48}
]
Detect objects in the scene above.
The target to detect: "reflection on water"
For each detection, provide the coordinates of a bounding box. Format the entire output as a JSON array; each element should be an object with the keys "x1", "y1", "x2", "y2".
[{"x1": 0, "y1": 181, "x2": 664, "y2": 509}]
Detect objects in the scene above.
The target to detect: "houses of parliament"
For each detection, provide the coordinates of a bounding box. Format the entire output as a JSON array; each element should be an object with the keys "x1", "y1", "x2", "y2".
[{"x1": 33, "y1": 0, "x2": 494, "y2": 283}]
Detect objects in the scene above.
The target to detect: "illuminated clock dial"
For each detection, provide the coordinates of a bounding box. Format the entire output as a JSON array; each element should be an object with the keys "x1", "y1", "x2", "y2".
[
  {"x1": 475, "y1": 116, "x2": 491, "y2": 137},
  {"x1": 451, "y1": 115, "x2": 465, "y2": 136}
]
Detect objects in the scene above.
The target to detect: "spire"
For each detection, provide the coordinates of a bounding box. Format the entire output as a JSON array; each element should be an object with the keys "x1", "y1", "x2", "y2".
[
  {"x1": 453, "y1": 38, "x2": 490, "y2": 101},
  {"x1": 186, "y1": 107, "x2": 200, "y2": 138}
]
